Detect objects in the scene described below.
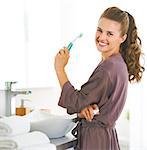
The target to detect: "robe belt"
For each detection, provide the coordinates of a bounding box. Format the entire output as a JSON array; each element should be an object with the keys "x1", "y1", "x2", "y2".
[{"x1": 72, "y1": 118, "x2": 115, "y2": 150}]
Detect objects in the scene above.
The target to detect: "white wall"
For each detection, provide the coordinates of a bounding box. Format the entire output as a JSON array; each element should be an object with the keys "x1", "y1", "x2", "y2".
[{"x1": 0, "y1": 0, "x2": 26, "y2": 86}]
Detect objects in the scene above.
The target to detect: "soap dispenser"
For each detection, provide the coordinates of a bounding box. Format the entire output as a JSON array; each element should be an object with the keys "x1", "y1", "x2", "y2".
[{"x1": 16, "y1": 99, "x2": 31, "y2": 116}]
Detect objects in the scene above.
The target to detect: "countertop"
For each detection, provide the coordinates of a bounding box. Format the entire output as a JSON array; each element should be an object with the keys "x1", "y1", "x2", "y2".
[{"x1": 50, "y1": 133, "x2": 77, "y2": 150}]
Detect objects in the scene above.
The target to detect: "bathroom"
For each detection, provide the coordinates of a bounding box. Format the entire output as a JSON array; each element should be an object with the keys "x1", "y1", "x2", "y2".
[{"x1": 0, "y1": 0, "x2": 147, "y2": 149}]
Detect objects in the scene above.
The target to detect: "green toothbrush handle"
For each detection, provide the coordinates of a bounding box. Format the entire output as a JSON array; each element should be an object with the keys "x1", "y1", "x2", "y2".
[{"x1": 67, "y1": 42, "x2": 73, "y2": 52}]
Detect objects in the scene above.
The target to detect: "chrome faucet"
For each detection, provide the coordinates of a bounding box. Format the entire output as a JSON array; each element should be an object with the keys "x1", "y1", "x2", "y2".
[{"x1": 5, "y1": 81, "x2": 31, "y2": 116}]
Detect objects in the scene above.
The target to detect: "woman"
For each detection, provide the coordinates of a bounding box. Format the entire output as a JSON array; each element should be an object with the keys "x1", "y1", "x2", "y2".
[{"x1": 54, "y1": 7, "x2": 144, "y2": 150}]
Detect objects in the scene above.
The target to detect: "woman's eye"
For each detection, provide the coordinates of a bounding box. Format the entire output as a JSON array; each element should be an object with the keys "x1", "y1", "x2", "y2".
[
  {"x1": 107, "y1": 32, "x2": 113, "y2": 36},
  {"x1": 97, "y1": 28, "x2": 102, "y2": 32}
]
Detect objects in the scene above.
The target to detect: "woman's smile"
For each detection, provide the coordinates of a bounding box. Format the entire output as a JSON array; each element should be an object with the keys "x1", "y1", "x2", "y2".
[{"x1": 97, "y1": 40, "x2": 109, "y2": 47}]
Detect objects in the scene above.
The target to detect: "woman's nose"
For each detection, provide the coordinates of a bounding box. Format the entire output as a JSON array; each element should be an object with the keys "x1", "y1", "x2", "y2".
[{"x1": 98, "y1": 32, "x2": 107, "y2": 41}]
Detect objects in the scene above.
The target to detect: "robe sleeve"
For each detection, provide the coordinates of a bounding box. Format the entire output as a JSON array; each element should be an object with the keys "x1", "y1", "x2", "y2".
[{"x1": 58, "y1": 67, "x2": 112, "y2": 114}]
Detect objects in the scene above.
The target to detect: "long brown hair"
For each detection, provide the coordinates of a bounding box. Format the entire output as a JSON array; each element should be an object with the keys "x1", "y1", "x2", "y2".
[{"x1": 100, "y1": 7, "x2": 145, "y2": 82}]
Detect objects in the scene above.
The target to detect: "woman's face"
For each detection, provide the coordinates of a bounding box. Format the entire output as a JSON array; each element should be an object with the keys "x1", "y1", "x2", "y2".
[{"x1": 95, "y1": 17, "x2": 126, "y2": 56}]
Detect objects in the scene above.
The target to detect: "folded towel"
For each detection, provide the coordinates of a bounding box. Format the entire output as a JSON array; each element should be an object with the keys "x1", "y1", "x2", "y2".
[
  {"x1": 21, "y1": 143, "x2": 56, "y2": 150},
  {"x1": 0, "y1": 139, "x2": 17, "y2": 150},
  {"x1": 0, "y1": 116, "x2": 30, "y2": 136},
  {"x1": 0, "y1": 131, "x2": 50, "y2": 150}
]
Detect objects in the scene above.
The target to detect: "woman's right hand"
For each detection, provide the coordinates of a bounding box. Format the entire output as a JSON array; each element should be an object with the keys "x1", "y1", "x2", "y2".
[
  {"x1": 54, "y1": 47, "x2": 70, "y2": 72},
  {"x1": 78, "y1": 104, "x2": 99, "y2": 122}
]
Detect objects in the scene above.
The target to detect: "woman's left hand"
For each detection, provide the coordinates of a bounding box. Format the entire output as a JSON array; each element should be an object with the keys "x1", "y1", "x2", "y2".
[
  {"x1": 78, "y1": 104, "x2": 99, "y2": 122},
  {"x1": 54, "y1": 47, "x2": 69, "y2": 72}
]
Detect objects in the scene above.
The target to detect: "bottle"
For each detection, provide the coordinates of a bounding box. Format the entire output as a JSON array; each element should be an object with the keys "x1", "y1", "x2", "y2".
[{"x1": 16, "y1": 99, "x2": 31, "y2": 116}]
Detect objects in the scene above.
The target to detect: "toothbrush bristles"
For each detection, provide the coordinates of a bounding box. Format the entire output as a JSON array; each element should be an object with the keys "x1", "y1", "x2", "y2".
[
  {"x1": 72, "y1": 33, "x2": 83, "y2": 43},
  {"x1": 79, "y1": 33, "x2": 83, "y2": 38}
]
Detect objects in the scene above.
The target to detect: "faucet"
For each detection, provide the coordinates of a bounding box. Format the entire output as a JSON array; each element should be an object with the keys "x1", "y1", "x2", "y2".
[{"x1": 5, "y1": 81, "x2": 31, "y2": 116}]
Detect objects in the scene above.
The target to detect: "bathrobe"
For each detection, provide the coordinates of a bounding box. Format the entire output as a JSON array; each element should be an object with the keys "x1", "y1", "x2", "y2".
[{"x1": 58, "y1": 53, "x2": 128, "y2": 150}]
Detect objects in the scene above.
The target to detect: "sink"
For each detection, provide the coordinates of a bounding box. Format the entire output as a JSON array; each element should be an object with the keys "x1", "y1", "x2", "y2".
[{"x1": 24, "y1": 110, "x2": 76, "y2": 139}]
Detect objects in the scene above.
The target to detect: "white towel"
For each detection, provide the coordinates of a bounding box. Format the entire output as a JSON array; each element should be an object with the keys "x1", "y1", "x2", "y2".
[
  {"x1": 0, "y1": 116, "x2": 30, "y2": 136},
  {"x1": 0, "y1": 131, "x2": 50, "y2": 150},
  {"x1": 0, "y1": 139, "x2": 17, "y2": 150}
]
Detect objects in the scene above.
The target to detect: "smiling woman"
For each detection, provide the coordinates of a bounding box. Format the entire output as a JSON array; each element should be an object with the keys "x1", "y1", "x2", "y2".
[
  {"x1": 54, "y1": 6, "x2": 145, "y2": 150},
  {"x1": 0, "y1": 1, "x2": 147, "y2": 149},
  {"x1": 95, "y1": 18, "x2": 127, "y2": 59}
]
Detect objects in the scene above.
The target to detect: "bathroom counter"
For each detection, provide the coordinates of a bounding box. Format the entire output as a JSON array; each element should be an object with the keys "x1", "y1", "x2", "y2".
[{"x1": 50, "y1": 133, "x2": 77, "y2": 150}]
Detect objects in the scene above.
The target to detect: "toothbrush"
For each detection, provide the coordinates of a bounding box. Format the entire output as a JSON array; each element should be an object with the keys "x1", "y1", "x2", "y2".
[{"x1": 67, "y1": 33, "x2": 83, "y2": 51}]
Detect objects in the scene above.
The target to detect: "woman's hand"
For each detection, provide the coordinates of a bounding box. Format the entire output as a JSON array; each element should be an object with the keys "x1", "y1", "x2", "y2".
[
  {"x1": 54, "y1": 47, "x2": 69, "y2": 72},
  {"x1": 54, "y1": 47, "x2": 70, "y2": 88},
  {"x1": 78, "y1": 104, "x2": 99, "y2": 122}
]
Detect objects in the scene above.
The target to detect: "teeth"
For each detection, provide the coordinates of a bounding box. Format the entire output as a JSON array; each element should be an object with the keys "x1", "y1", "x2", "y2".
[{"x1": 99, "y1": 42, "x2": 107, "y2": 46}]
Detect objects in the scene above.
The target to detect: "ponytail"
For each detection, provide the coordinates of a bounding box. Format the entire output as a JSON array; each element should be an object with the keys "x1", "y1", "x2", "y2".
[{"x1": 120, "y1": 12, "x2": 145, "y2": 82}]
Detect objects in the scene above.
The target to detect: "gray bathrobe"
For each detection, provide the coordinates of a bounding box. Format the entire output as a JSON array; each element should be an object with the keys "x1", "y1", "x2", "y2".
[{"x1": 58, "y1": 53, "x2": 128, "y2": 150}]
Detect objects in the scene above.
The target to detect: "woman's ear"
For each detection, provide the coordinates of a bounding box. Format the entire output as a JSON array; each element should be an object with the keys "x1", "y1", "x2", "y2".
[{"x1": 121, "y1": 34, "x2": 127, "y2": 43}]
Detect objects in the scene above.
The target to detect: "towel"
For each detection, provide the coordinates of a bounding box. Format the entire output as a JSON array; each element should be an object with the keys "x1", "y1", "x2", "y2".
[
  {"x1": 0, "y1": 131, "x2": 50, "y2": 150},
  {"x1": 0, "y1": 139, "x2": 17, "y2": 150},
  {"x1": 0, "y1": 116, "x2": 30, "y2": 136}
]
